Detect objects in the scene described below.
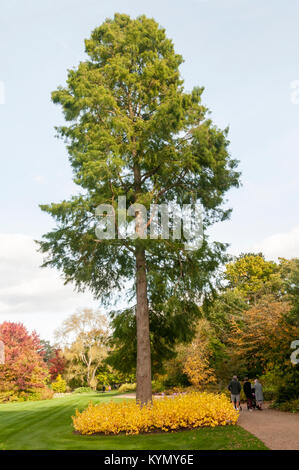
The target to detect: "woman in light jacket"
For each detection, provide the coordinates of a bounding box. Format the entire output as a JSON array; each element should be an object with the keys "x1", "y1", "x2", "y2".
[{"x1": 254, "y1": 379, "x2": 264, "y2": 410}]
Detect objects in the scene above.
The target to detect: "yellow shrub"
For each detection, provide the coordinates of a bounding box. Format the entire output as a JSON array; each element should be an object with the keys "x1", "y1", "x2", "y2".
[
  {"x1": 72, "y1": 392, "x2": 238, "y2": 435},
  {"x1": 51, "y1": 374, "x2": 67, "y2": 393},
  {"x1": 117, "y1": 383, "x2": 136, "y2": 393}
]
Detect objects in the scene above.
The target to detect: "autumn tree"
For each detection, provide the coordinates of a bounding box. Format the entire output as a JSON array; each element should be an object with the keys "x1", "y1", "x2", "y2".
[
  {"x1": 282, "y1": 258, "x2": 299, "y2": 325},
  {"x1": 48, "y1": 349, "x2": 66, "y2": 381},
  {"x1": 225, "y1": 253, "x2": 281, "y2": 303},
  {"x1": 182, "y1": 319, "x2": 216, "y2": 388},
  {"x1": 56, "y1": 309, "x2": 108, "y2": 389},
  {"x1": 229, "y1": 298, "x2": 299, "y2": 374},
  {"x1": 0, "y1": 322, "x2": 48, "y2": 391},
  {"x1": 38, "y1": 14, "x2": 240, "y2": 403}
]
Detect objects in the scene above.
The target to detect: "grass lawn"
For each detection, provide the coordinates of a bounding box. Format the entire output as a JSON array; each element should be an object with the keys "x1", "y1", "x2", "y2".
[{"x1": 0, "y1": 392, "x2": 268, "y2": 450}]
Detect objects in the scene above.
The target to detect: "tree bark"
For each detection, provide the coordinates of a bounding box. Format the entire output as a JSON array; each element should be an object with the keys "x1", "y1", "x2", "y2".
[{"x1": 135, "y1": 244, "x2": 152, "y2": 404}]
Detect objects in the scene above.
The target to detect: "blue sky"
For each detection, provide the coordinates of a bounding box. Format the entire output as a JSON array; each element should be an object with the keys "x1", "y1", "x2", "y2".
[{"x1": 0, "y1": 0, "x2": 299, "y2": 339}]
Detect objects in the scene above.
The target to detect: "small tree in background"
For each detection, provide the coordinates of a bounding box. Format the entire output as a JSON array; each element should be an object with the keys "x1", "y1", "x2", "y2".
[
  {"x1": 48, "y1": 349, "x2": 66, "y2": 381},
  {"x1": 182, "y1": 319, "x2": 217, "y2": 389},
  {"x1": 56, "y1": 309, "x2": 108, "y2": 390},
  {"x1": 225, "y1": 253, "x2": 282, "y2": 303},
  {"x1": 39, "y1": 339, "x2": 56, "y2": 363},
  {"x1": 51, "y1": 374, "x2": 67, "y2": 393}
]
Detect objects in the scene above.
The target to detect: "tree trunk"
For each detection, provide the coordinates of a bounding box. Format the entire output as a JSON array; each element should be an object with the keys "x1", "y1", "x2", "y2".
[{"x1": 135, "y1": 244, "x2": 152, "y2": 404}]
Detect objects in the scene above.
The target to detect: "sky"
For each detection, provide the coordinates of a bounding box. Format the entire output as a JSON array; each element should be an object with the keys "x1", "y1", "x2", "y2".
[{"x1": 0, "y1": 0, "x2": 299, "y2": 341}]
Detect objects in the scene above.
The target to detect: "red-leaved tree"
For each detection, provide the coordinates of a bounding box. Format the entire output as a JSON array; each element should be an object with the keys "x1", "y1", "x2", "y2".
[
  {"x1": 48, "y1": 349, "x2": 66, "y2": 381},
  {"x1": 0, "y1": 322, "x2": 48, "y2": 391}
]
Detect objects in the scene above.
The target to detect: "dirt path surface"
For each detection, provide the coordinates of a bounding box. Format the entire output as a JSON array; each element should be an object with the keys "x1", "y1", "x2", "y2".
[
  {"x1": 238, "y1": 404, "x2": 299, "y2": 450},
  {"x1": 117, "y1": 393, "x2": 136, "y2": 399},
  {"x1": 117, "y1": 393, "x2": 164, "y2": 399}
]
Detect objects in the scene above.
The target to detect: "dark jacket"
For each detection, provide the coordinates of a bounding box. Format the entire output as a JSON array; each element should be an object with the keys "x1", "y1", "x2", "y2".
[
  {"x1": 243, "y1": 381, "x2": 253, "y2": 398},
  {"x1": 228, "y1": 379, "x2": 241, "y2": 395}
]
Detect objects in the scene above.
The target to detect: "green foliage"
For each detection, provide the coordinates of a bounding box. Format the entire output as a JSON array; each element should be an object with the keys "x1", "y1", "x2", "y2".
[
  {"x1": 39, "y1": 340, "x2": 56, "y2": 363},
  {"x1": 202, "y1": 289, "x2": 248, "y2": 339},
  {"x1": 51, "y1": 375, "x2": 67, "y2": 393},
  {"x1": 107, "y1": 307, "x2": 186, "y2": 374},
  {"x1": 258, "y1": 369, "x2": 279, "y2": 401},
  {"x1": 73, "y1": 387, "x2": 94, "y2": 394},
  {"x1": 276, "y1": 372, "x2": 299, "y2": 404},
  {"x1": 225, "y1": 253, "x2": 281, "y2": 302},
  {"x1": 162, "y1": 373, "x2": 190, "y2": 389},
  {"x1": 283, "y1": 258, "x2": 299, "y2": 325},
  {"x1": 66, "y1": 374, "x2": 86, "y2": 391},
  {"x1": 271, "y1": 398, "x2": 299, "y2": 413},
  {"x1": 151, "y1": 380, "x2": 166, "y2": 393},
  {"x1": 96, "y1": 364, "x2": 134, "y2": 386}
]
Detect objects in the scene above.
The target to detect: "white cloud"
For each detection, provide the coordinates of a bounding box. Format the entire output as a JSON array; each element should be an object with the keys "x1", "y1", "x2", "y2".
[
  {"x1": 0, "y1": 233, "x2": 98, "y2": 317},
  {"x1": 252, "y1": 226, "x2": 299, "y2": 260}
]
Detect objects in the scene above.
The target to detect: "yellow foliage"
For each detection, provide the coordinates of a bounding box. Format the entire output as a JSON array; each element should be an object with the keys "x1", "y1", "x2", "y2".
[
  {"x1": 182, "y1": 319, "x2": 217, "y2": 388},
  {"x1": 183, "y1": 355, "x2": 216, "y2": 387},
  {"x1": 72, "y1": 392, "x2": 238, "y2": 435},
  {"x1": 51, "y1": 374, "x2": 67, "y2": 393}
]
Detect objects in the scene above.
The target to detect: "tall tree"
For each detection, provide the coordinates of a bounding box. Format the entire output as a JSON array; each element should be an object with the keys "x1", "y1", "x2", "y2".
[{"x1": 38, "y1": 14, "x2": 240, "y2": 404}]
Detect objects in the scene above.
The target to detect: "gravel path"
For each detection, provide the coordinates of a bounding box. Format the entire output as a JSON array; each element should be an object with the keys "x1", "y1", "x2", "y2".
[
  {"x1": 238, "y1": 404, "x2": 299, "y2": 450},
  {"x1": 117, "y1": 393, "x2": 164, "y2": 399}
]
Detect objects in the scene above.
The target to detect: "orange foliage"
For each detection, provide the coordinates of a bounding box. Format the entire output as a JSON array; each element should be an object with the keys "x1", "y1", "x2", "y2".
[
  {"x1": 229, "y1": 299, "x2": 298, "y2": 367},
  {"x1": 182, "y1": 320, "x2": 216, "y2": 388}
]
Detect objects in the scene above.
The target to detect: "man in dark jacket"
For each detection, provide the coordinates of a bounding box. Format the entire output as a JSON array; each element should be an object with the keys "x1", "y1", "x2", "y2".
[
  {"x1": 228, "y1": 375, "x2": 241, "y2": 410},
  {"x1": 243, "y1": 377, "x2": 253, "y2": 411}
]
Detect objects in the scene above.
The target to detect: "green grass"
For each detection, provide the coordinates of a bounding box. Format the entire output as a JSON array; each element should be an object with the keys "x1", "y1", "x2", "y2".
[{"x1": 0, "y1": 392, "x2": 268, "y2": 450}]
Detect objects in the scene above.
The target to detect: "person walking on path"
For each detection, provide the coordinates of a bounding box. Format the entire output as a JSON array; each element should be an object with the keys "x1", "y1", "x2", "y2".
[
  {"x1": 228, "y1": 375, "x2": 241, "y2": 410},
  {"x1": 243, "y1": 377, "x2": 253, "y2": 411},
  {"x1": 254, "y1": 378, "x2": 264, "y2": 410}
]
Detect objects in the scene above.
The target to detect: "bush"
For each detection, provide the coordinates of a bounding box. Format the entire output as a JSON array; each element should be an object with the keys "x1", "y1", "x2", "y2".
[
  {"x1": 259, "y1": 366, "x2": 299, "y2": 404},
  {"x1": 118, "y1": 381, "x2": 165, "y2": 394},
  {"x1": 117, "y1": 383, "x2": 136, "y2": 393},
  {"x1": 73, "y1": 387, "x2": 94, "y2": 394},
  {"x1": 263, "y1": 388, "x2": 277, "y2": 401},
  {"x1": 73, "y1": 392, "x2": 239, "y2": 435},
  {"x1": 271, "y1": 398, "x2": 299, "y2": 413},
  {"x1": 51, "y1": 375, "x2": 67, "y2": 393},
  {"x1": 276, "y1": 379, "x2": 299, "y2": 403},
  {"x1": 151, "y1": 380, "x2": 166, "y2": 393},
  {"x1": 0, "y1": 390, "x2": 19, "y2": 403},
  {"x1": 0, "y1": 388, "x2": 54, "y2": 403}
]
